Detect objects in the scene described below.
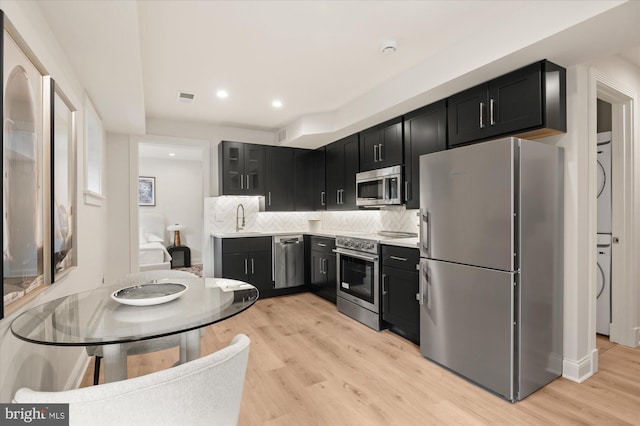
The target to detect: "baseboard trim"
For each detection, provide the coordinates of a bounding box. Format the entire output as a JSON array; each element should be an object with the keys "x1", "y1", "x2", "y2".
[{"x1": 562, "y1": 349, "x2": 597, "y2": 383}]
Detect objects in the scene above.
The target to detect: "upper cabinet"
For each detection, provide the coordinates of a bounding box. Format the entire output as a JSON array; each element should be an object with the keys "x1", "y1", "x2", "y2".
[
  {"x1": 265, "y1": 146, "x2": 294, "y2": 211},
  {"x1": 448, "y1": 60, "x2": 566, "y2": 147},
  {"x1": 326, "y1": 134, "x2": 359, "y2": 210},
  {"x1": 218, "y1": 141, "x2": 265, "y2": 195},
  {"x1": 359, "y1": 117, "x2": 403, "y2": 171},
  {"x1": 312, "y1": 148, "x2": 326, "y2": 211},
  {"x1": 293, "y1": 148, "x2": 316, "y2": 211},
  {"x1": 403, "y1": 100, "x2": 447, "y2": 210}
]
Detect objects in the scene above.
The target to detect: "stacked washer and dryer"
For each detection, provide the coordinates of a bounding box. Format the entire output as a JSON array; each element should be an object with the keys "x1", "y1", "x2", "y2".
[{"x1": 596, "y1": 131, "x2": 612, "y2": 336}]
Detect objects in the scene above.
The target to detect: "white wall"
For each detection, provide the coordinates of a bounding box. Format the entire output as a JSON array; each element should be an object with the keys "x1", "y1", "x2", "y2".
[
  {"x1": 0, "y1": 1, "x2": 108, "y2": 402},
  {"x1": 139, "y1": 157, "x2": 204, "y2": 263},
  {"x1": 105, "y1": 133, "x2": 132, "y2": 283}
]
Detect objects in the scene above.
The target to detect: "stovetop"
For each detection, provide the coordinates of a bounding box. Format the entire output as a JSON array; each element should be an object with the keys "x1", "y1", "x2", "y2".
[{"x1": 335, "y1": 231, "x2": 418, "y2": 254}]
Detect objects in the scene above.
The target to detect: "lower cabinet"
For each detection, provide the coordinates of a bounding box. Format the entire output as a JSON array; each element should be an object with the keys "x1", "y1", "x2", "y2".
[
  {"x1": 307, "y1": 236, "x2": 337, "y2": 303},
  {"x1": 221, "y1": 251, "x2": 272, "y2": 294},
  {"x1": 213, "y1": 236, "x2": 274, "y2": 295},
  {"x1": 381, "y1": 245, "x2": 420, "y2": 343}
]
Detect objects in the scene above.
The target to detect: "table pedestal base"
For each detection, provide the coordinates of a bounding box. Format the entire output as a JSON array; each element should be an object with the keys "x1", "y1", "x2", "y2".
[{"x1": 102, "y1": 330, "x2": 201, "y2": 383}]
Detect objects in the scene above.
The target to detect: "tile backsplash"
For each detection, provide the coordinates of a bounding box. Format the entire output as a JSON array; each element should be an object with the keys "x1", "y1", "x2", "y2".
[{"x1": 205, "y1": 196, "x2": 418, "y2": 235}]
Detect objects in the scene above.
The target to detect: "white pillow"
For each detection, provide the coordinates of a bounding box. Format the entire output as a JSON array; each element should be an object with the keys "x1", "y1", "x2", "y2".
[{"x1": 146, "y1": 233, "x2": 164, "y2": 243}]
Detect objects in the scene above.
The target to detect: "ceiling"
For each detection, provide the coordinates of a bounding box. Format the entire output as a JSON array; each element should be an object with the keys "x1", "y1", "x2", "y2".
[{"x1": 37, "y1": 1, "x2": 639, "y2": 145}]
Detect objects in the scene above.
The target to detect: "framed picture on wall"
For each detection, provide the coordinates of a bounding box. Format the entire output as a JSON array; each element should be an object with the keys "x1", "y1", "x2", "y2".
[
  {"x1": 2, "y1": 11, "x2": 49, "y2": 319},
  {"x1": 50, "y1": 77, "x2": 77, "y2": 282},
  {"x1": 138, "y1": 176, "x2": 156, "y2": 206}
]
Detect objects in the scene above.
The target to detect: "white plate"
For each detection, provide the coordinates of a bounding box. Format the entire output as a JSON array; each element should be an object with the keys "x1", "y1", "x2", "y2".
[{"x1": 111, "y1": 283, "x2": 188, "y2": 306}]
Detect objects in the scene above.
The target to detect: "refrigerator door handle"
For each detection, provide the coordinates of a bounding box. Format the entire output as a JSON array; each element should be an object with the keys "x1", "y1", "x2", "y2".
[{"x1": 419, "y1": 209, "x2": 429, "y2": 255}]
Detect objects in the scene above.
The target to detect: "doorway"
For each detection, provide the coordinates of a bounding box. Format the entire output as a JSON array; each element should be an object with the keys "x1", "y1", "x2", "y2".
[
  {"x1": 591, "y1": 69, "x2": 637, "y2": 349},
  {"x1": 134, "y1": 136, "x2": 210, "y2": 272}
]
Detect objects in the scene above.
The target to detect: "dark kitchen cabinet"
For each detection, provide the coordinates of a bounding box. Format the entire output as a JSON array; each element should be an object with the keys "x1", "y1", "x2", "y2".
[
  {"x1": 293, "y1": 148, "x2": 316, "y2": 211},
  {"x1": 312, "y1": 148, "x2": 326, "y2": 210},
  {"x1": 381, "y1": 245, "x2": 419, "y2": 343},
  {"x1": 265, "y1": 146, "x2": 294, "y2": 211},
  {"x1": 359, "y1": 117, "x2": 403, "y2": 171},
  {"x1": 326, "y1": 134, "x2": 359, "y2": 210},
  {"x1": 403, "y1": 100, "x2": 447, "y2": 209},
  {"x1": 218, "y1": 141, "x2": 265, "y2": 195},
  {"x1": 307, "y1": 236, "x2": 336, "y2": 303},
  {"x1": 213, "y1": 236, "x2": 273, "y2": 295},
  {"x1": 448, "y1": 60, "x2": 566, "y2": 147}
]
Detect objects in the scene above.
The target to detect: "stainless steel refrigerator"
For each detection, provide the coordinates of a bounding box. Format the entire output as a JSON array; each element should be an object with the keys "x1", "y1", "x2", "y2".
[{"x1": 418, "y1": 137, "x2": 563, "y2": 401}]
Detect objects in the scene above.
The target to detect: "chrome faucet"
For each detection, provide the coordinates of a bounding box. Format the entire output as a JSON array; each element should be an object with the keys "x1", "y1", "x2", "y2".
[{"x1": 236, "y1": 203, "x2": 245, "y2": 232}]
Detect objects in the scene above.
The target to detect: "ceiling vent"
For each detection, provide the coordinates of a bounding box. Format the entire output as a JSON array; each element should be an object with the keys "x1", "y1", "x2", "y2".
[{"x1": 177, "y1": 91, "x2": 195, "y2": 103}]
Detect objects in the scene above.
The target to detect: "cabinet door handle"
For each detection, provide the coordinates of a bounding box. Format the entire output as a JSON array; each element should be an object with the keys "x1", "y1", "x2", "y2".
[
  {"x1": 479, "y1": 102, "x2": 485, "y2": 129},
  {"x1": 490, "y1": 98, "x2": 496, "y2": 126},
  {"x1": 323, "y1": 258, "x2": 328, "y2": 275},
  {"x1": 390, "y1": 255, "x2": 407, "y2": 262},
  {"x1": 317, "y1": 243, "x2": 327, "y2": 247},
  {"x1": 382, "y1": 274, "x2": 388, "y2": 295},
  {"x1": 244, "y1": 258, "x2": 248, "y2": 275},
  {"x1": 373, "y1": 144, "x2": 378, "y2": 162},
  {"x1": 240, "y1": 174, "x2": 244, "y2": 189},
  {"x1": 404, "y1": 181, "x2": 410, "y2": 202},
  {"x1": 378, "y1": 144, "x2": 383, "y2": 161},
  {"x1": 319, "y1": 257, "x2": 325, "y2": 274},
  {"x1": 321, "y1": 191, "x2": 325, "y2": 206},
  {"x1": 341, "y1": 189, "x2": 344, "y2": 204},
  {"x1": 246, "y1": 175, "x2": 250, "y2": 190},
  {"x1": 251, "y1": 258, "x2": 255, "y2": 274},
  {"x1": 268, "y1": 191, "x2": 272, "y2": 206}
]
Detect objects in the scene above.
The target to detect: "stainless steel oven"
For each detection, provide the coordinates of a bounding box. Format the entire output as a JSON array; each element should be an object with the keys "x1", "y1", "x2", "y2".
[{"x1": 335, "y1": 236, "x2": 381, "y2": 330}]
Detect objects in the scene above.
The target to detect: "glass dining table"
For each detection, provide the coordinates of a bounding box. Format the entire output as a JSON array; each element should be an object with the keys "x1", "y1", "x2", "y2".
[{"x1": 11, "y1": 277, "x2": 259, "y2": 383}]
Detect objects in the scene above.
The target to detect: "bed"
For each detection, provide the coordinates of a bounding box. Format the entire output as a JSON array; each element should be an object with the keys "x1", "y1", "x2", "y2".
[{"x1": 139, "y1": 212, "x2": 172, "y2": 271}]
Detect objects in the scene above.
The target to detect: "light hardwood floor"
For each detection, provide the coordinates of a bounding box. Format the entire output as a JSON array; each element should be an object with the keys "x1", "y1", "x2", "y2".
[{"x1": 81, "y1": 293, "x2": 640, "y2": 425}]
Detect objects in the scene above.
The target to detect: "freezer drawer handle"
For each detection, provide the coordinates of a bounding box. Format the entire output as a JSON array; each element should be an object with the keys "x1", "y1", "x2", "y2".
[{"x1": 419, "y1": 263, "x2": 430, "y2": 307}]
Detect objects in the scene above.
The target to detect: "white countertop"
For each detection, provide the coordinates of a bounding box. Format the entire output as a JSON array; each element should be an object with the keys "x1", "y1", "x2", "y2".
[{"x1": 211, "y1": 231, "x2": 419, "y2": 249}]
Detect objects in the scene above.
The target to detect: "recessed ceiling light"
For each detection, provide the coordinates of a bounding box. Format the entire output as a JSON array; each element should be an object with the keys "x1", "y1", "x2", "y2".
[
  {"x1": 168, "y1": 153, "x2": 176, "y2": 157},
  {"x1": 272, "y1": 99, "x2": 283, "y2": 108},
  {"x1": 216, "y1": 89, "x2": 229, "y2": 99}
]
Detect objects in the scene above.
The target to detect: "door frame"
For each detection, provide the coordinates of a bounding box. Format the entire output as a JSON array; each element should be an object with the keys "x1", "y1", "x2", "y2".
[
  {"x1": 589, "y1": 67, "x2": 638, "y2": 350},
  {"x1": 128, "y1": 135, "x2": 210, "y2": 273}
]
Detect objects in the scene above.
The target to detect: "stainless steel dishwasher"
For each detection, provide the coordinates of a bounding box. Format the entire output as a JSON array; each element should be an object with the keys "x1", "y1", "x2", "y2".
[{"x1": 273, "y1": 235, "x2": 304, "y2": 288}]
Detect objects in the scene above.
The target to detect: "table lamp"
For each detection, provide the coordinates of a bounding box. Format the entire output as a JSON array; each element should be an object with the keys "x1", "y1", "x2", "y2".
[{"x1": 167, "y1": 224, "x2": 185, "y2": 247}]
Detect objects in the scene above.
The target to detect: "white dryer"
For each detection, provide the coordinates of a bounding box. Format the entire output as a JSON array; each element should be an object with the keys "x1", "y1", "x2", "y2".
[
  {"x1": 596, "y1": 233, "x2": 611, "y2": 335},
  {"x1": 597, "y1": 131, "x2": 612, "y2": 234}
]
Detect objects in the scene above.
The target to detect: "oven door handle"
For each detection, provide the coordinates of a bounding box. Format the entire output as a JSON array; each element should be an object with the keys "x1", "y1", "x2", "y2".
[{"x1": 333, "y1": 248, "x2": 379, "y2": 262}]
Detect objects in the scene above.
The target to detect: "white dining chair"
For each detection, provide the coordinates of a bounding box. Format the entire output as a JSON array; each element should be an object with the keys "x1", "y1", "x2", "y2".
[
  {"x1": 88, "y1": 269, "x2": 198, "y2": 385},
  {"x1": 14, "y1": 334, "x2": 250, "y2": 426}
]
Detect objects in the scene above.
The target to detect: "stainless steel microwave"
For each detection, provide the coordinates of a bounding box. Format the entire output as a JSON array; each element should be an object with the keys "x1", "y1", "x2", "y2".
[{"x1": 356, "y1": 165, "x2": 403, "y2": 206}]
